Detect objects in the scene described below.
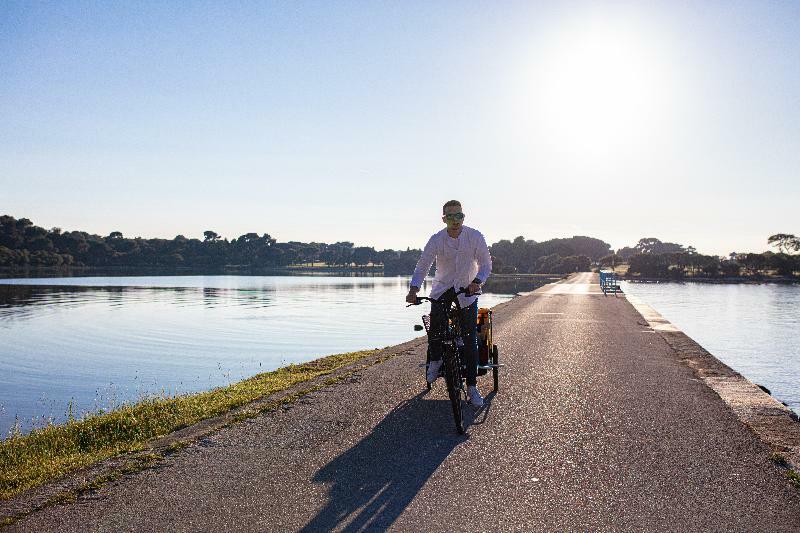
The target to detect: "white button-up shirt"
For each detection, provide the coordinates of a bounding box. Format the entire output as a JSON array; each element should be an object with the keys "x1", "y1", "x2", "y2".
[{"x1": 411, "y1": 225, "x2": 492, "y2": 307}]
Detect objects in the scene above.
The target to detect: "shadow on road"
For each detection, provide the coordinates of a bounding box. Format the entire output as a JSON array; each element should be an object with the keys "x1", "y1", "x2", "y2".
[
  {"x1": 468, "y1": 390, "x2": 496, "y2": 426},
  {"x1": 301, "y1": 391, "x2": 473, "y2": 532}
]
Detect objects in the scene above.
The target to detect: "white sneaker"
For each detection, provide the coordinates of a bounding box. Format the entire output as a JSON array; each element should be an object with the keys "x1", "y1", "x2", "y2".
[
  {"x1": 426, "y1": 359, "x2": 443, "y2": 384},
  {"x1": 468, "y1": 385, "x2": 484, "y2": 407}
]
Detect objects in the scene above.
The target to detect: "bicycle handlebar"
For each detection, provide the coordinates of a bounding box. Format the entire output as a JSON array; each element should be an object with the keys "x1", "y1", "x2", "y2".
[{"x1": 406, "y1": 286, "x2": 482, "y2": 307}]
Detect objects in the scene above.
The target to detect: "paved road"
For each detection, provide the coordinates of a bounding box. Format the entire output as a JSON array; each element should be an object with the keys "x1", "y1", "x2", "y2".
[{"x1": 10, "y1": 273, "x2": 800, "y2": 531}]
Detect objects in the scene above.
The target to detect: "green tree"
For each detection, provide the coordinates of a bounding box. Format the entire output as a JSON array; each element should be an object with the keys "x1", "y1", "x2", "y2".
[
  {"x1": 720, "y1": 259, "x2": 741, "y2": 277},
  {"x1": 634, "y1": 237, "x2": 684, "y2": 255},
  {"x1": 768, "y1": 233, "x2": 799, "y2": 254},
  {"x1": 628, "y1": 254, "x2": 670, "y2": 277},
  {"x1": 352, "y1": 246, "x2": 376, "y2": 267},
  {"x1": 599, "y1": 254, "x2": 622, "y2": 268},
  {"x1": 556, "y1": 255, "x2": 591, "y2": 273},
  {"x1": 534, "y1": 254, "x2": 562, "y2": 274},
  {"x1": 739, "y1": 253, "x2": 766, "y2": 275}
]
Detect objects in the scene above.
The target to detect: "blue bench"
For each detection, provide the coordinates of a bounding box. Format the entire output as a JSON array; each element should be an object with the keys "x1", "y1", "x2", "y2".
[{"x1": 599, "y1": 271, "x2": 622, "y2": 296}]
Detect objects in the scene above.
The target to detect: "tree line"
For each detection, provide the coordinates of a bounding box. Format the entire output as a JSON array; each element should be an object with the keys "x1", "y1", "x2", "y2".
[
  {"x1": 0, "y1": 215, "x2": 420, "y2": 275},
  {"x1": 487, "y1": 235, "x2": 611, "y2": 274},
  {"x1": 3, "y1": 215, "x2": 795, "y2": 279},
  {"x1": 603, "y1": 236, "x2": 800, "y2": 279},
  {"x1": 0, "y1": 215, "x2": 609, "y2": 276},
  {"x1": 0, "y1": 215, "x2": 619, "y2": 276}
]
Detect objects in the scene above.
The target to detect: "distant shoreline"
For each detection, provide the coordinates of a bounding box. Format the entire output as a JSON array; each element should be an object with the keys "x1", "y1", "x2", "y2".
[
  {"x1": 7, "y1": 265, "x2": 796, "y2": 286},
  {"x1": 622, "y1": 275, "x2": 799, "y2": 285},
  {"x1": 0, "y1": 265, "x2": 387, "y2": 279},
  {"x1": 0, "y1": 268, "x2": 565, "y2": 296},
  {"x1": 0, "y1": 266, "x2": 563, "y2": 280}
]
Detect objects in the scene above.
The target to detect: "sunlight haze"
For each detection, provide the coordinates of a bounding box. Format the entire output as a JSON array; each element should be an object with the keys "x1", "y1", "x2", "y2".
[{"x1": 2, "y1": 1, "x2": 798, "y2": 256}]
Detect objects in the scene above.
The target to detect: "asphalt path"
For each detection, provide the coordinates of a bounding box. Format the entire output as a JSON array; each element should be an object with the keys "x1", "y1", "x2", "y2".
[{"x1": 10, "y1": 273, "x2": 800, "y2": 531}]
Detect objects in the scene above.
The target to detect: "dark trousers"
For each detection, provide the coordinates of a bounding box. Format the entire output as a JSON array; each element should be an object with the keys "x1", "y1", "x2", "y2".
[{"x1": 429, "y1": 300, "x2": 478, "y2": 386}]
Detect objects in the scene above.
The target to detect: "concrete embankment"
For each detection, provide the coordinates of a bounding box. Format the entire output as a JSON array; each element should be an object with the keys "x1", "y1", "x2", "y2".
[{"x1": 5, "y1": 272, "x2": 800, "y2": 531}]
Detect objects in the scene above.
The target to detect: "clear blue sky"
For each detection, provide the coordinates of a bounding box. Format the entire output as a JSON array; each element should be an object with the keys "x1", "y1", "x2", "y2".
[{"x1": 2, "y1": 1, "x2": 798, "y2": 255}]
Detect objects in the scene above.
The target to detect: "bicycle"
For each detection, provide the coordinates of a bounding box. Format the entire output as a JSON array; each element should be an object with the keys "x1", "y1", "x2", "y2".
[{"x1": 408, "y1": 286, "x2": 501, "y2": 434}]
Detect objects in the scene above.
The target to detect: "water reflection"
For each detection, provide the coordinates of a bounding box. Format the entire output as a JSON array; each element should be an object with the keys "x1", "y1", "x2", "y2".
[
  {"x1": 0, "y1": 275, "x2": 517, "y2": 438},
  {"x1": 623, "y1": 281, "x2": 800, "y2": 416},
  {"x1": 481, "y1": 275, "x2": 563, "y2": 295}
]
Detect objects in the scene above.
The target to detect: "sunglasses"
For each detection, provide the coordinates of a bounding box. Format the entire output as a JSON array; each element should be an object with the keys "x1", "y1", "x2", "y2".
[{"x1": 444, "y1": 212, "x2": 465, "y2": 221}]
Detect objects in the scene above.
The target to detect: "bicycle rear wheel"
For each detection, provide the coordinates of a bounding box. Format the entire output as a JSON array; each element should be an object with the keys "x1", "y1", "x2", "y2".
[{"x1": 442, "y1": 347, "x2": 464, "y2": 434}]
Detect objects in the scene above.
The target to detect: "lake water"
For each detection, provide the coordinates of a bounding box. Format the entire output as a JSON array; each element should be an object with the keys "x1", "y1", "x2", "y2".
[
  {"x1": 9, "y1": 275, "x2": 789, "y2": 438},
  {"x1": 0, "y1": 275, "x2": 523, "y2": 437},
  {"x1": 622, "y1": 281, "x2": 800, "y2": 415}
]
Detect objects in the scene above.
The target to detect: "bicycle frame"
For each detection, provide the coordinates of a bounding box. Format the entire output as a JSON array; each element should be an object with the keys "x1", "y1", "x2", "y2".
[
  {"x1": 411, "y1": 287, "x2": 473, "y2": 434},
  {"x1": 409, "y1": 287, "x2": 502, "y2": 434}
]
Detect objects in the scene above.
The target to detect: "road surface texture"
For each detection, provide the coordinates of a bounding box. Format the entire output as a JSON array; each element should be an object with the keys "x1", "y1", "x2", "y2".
[{"x1": 7, "y1": 273, "x2": 800, "y2": 531}]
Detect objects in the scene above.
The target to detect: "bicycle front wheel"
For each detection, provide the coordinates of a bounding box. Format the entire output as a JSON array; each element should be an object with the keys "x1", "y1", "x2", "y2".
[
  {"x1": 442, "y1": 346, "x2": 464, "y2": 434},
  {"x1": 491, "y1": 344, "x2": 499, "y2": 392}
]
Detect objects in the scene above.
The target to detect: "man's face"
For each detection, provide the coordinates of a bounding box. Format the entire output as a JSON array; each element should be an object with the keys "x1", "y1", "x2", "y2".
[{"x1": 442, "y1": 205, "x2": 465, "y2": 231}]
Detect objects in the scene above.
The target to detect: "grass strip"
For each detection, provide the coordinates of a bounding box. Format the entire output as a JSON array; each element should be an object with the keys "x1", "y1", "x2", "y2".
[
  {"x1": 0, "y1": 349, "x2": 378, "y2": 500},
  {"x1": 788, "y1": 469, "x2": 800, "y2": 488}
]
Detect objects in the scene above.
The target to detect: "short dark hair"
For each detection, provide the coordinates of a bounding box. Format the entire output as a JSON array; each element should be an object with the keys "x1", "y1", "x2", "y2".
[{"x1": 442, "y1": 200, "x2": 462, "y2": 214}]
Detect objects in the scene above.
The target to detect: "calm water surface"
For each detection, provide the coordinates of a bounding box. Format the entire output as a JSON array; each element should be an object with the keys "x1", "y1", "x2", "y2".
[
  {"x1": 622, "y1": 281, "x2": 800, "y2": 415},
  {"x1": 0, "y1": 276, "x2": 517, "y2": 437}
]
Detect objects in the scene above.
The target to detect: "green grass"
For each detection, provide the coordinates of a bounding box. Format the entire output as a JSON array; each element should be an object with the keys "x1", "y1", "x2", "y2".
[
  {"x1": 787, "y1": 469, "x2": 800, "y2": 488},
  {"x1": 769, "y1": 453, "x2": 800, "y2": 489},
  {"x1": 0, "y1": 349, "x2": 378, "y2": 500}
]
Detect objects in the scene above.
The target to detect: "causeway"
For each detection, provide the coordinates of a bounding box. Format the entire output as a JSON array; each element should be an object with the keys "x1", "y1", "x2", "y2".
[{"x1": 8, "y1": 272, "x2": 800, "y2": 531}]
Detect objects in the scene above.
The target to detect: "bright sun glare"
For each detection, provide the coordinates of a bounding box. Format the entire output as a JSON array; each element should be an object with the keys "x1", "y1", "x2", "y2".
[{"x1": 527, "y1": 17, "x2": 675, "y2": 163}]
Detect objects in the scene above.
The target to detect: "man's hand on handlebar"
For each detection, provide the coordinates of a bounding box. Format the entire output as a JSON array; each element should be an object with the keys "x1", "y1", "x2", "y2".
[
  {"x1": 405, "y1": 287, "x2": 419, "y2": 304},
  {"x1": 456, "y1": 286, "x2": 482, "y2": 297},
  {"x1": 406, "y1": 285, "x2": 482, "y2": 306}
]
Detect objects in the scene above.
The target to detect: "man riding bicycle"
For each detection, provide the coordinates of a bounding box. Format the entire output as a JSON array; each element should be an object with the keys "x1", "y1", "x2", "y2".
[{"x1": 406, "y1": 200, "x2": 492, "y2": 407}]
